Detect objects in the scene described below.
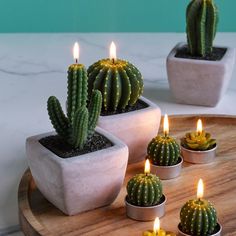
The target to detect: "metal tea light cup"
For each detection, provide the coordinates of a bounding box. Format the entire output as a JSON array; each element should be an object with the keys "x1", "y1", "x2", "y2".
[
  {"x1": 125, "y1": 195, "x2": 166, "y2": 221},
  {"x1": 181, "y1": 145, "x2": 217, "y2": 164},
  {"x1": 178, "y1": 222, "x2": 222, "y2": 236},
  {"x1": 150, "y1": 157, "x2": 183, "y2": 180}
]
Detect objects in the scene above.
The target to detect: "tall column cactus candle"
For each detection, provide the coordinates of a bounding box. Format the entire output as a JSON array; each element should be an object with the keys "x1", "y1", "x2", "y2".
[
  {"x1": 186, "y1": 0, "x2": 218, "y2": 57},
  {"x1": 178, "y1": 179, "x2": 221, "y2": 236},
  {"x1": 87, "y1": 42, "x2": 144, "y2": 112},
  {"x1": 125, "y1": 160, "x2": 166, "y2": 221},
  {"x1": 47, "y1": 42, "x2": 102, "y2": 149}
]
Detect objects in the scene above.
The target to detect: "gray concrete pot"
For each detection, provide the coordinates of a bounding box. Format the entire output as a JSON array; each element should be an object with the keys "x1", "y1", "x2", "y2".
[
  {"x1": 26, "y1": 127, "x2": 129, "y2": 216},
  {"x1": 167, "y1": 42, "x2": 235, "y2": 107},
  {"x1": 181, "y1": 145, "x2": 217, "y2": 164},
  {"x1": 98, "y1": 96, "x2": 161, "y2": 164},
  {"x1": 150, "y1": 157, "x2": 183, "y2": 180},
  {"x1": 178, "y1": 222, "x2": 222, "y2": 236}
]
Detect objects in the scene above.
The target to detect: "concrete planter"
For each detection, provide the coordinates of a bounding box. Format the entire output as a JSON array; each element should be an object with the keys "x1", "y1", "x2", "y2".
[
  {"x1": 167, "y1": 42, "x2": 235, "y2": 107},
  {"x1": 26, "y1": 127, "x2": 128, "y2": 216},
  {"x1": 98, "y1": 96, "x2": 161, "y2": 164}
]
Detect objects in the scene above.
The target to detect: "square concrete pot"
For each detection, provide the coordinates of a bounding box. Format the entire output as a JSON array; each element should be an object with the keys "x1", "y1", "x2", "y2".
[
  {"x1": 26, "y1": 127, "x2": 128, "y2": 216},
  {"x1": 167, "y1": 42, "x2": 236, "y2": 107},
  {"x1": 98, "y1": 96, "x2": 161, "y2": 164}
]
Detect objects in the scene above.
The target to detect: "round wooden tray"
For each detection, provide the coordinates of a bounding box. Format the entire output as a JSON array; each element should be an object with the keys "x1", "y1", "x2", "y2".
[{"x1": 18, "y1": 115, "x2": 236, "y2": 236}]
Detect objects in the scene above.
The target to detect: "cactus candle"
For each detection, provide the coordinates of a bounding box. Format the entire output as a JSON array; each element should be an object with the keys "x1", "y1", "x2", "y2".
[
  {"x1": 181, "y1": 119, "x2": 217, "y2": 164},
  {"x1": 148, "y1": 114, "x2": 182, "y2": 179},
  {"x1": 178, "y1": 179, "x2": 221, "y2": 236},
  {"x1": 143, "y1": 217, "x2": 176, "y2": 236},
  {"x1": 125, "y1": 160, "x2": 166, "y2": 221},
  {"x1": 88, "y1": 41, "x2": 144, "y2": 112}
]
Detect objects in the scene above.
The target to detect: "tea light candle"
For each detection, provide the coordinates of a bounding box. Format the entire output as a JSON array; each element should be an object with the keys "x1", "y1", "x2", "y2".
[
  {"x1": 143, "y1": 217, "x2": 176, "y2": 236},
  {"x1": 179, "y1": 179, "x2": 218, "y2": 235}
]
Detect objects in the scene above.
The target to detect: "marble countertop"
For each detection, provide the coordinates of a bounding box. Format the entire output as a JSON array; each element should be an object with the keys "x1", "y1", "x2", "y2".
[{"x1": 1, "y1": 33, "x2": 236, "y2": 234}]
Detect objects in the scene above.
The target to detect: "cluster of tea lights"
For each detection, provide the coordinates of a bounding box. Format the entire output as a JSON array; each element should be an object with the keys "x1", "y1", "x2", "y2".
[{"x1": 70, "y1": 41, "x2": 220, "y2": 235}]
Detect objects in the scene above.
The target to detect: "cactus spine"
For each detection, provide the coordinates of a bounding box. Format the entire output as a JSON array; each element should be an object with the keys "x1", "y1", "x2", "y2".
[
  {"x1": 147, "y1": 136, "x2": 180, "y2": 166},
  {"x1": 87, "y1": 59, "x2": 143, "y2": 111},
  {"x1": 186, "y1": 0, "x2": 218, "y2": 57},
  {"x1": 126, "y1": 173, "x2": 163, "y2": 207},
  {"x1": 181, "y1": 131, "x2": 216, "y2": 151},
  {"x1": 180, "y1": 199, "x2": 217, "y2": 235},
  {"x1": 47, "y1": 64, "x2": 102, "y2": 149}
]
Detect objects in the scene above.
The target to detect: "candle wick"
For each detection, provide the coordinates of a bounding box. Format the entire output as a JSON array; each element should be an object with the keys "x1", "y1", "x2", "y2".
[
  {"x1": 75, "y1": 58, "x2": 78, "y2": 64},
  {"x1": 112, "y1": 58, "x2": 115, "y2": 64}
]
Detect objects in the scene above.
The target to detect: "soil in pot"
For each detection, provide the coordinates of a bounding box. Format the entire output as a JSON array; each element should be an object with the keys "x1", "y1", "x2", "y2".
[
  {"x1": 175, "y1": 45, "x2": 227, "y2": 61},
  {"x1": 100, "y1": 99, "x2": 148, "y2": 116},
  {"x1": 39, "y1": 132, "x2": 113, "y2": 158}
]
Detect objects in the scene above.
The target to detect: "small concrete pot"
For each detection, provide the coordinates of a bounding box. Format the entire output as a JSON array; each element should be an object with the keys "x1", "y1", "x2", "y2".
[
  {"x1": 150, "y1": 157, "x2": 183, "y2": 180},
  {"x1": 125, "y1": 195, "x2": 166, "y2": 221},
  {"x1": 181, "y1": 145, "x2": 217, "y2": 164},
  {"x1": 178, "y1": 222, "x2": 222, "y2": 236},
  {"x1": 26, "y1": 127, "x2": 129, "y2": 216},
  {"x1": 98, "y1": 96, "x2": 161, "y2": 164},
  {"x1": 167, "y1": 42, "x2": 236, "y2": 107}
]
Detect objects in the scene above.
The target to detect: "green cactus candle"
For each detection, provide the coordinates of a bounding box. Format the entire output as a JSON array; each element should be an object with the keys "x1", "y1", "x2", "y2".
[
  {"x1": 181, "y1": 119, "x2": 216, "y2": 151},
  {"x1": 87, "y1": 42, "x2": 144, "y2": 112},
  {"x1": 47, "y1": 42, "x2": 102, "y2": 149},
  {"x1": 186, "y1": 0, "x2": 218, "y2": 57},
  {"x1": 126, "y1": 160, "x2": 163, "y2": 207},
  {"x1": 180, "y1": 179, "x2": 218, "y2": 236},
  {"x1": 147, "y1": 114, "x2": 180, "y2": 166}
]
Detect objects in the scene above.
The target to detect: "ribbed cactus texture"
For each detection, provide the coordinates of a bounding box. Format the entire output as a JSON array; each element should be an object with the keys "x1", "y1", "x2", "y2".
[
  {"x1": 147, "y1": 135, "x2": 180, "y2": 166},
  {"x1": 87, "y1": 59, "x2": 143, "y2": 111},
  {"x1": 186, "y1": 0, "x2": 218, "y2": 57},
  {"x1": 126, "y1": 173, "x2": 163, "y2": 207},
  {"x1": 180, "y1": 199, "x2": 217, "y2": 236},
  {"x1": 47, "y1": 64, "x2": 102, "y2": 149},
  {"x1": 181, "y1": 131, "x2": 216, "y2": 151}
]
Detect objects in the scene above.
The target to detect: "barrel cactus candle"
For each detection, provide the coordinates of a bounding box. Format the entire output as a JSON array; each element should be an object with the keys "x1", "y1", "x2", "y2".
[
  {"x1": 179, "y1": 179, "x2": 220, "y2": 236},
  {"x1": 87, "y1": 42, "x2": 144, "y2": 112},
  {"x1": 47, "y1": 43, "x2": 102, "y2": 149},
  {"x1": 186, "y1": 0, "x2": 218, "y2": 57},
  {"x1": 125, "y1": 160, "x2": 166, "y2": 221},
  {"x1": 147, "y1": 115, "x2": 182, "y2": 180},
  {"x1": 181, "y1": 119, "x2": 217, "y2": 164}
]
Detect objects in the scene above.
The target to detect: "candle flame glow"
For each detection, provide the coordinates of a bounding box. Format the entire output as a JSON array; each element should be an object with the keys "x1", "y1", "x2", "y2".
[
  {"x1": 73, "y1": 42, "x2": 80, "y2": 63},
  {"x1": 109, "y1": 41, "x2": 117, "y2": 62},
  {"x1": 197, "y1": 119, "x2": 203, "y2": 134},
  {"x1": 144, "y1": 159, "x2": 150, "y2": 175},
  {"x1": 197, "y1": 179, "x2": 204, "y2": 200},
  {"x1": 153, "y1": 217, "x2": 160, "y2": 234},
  {"x1": 163, "y1": 114, "x2": 169, "y2": 136}
]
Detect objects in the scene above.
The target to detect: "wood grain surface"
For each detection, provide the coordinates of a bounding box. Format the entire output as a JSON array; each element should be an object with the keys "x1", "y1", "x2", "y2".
[{"x1": 18, "y1": 115, "x2": 236, "y2": 236}]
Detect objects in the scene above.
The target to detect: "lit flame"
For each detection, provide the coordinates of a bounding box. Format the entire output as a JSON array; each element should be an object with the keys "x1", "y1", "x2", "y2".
[
  {"x1": 197, "y1": 119, "x2": 203, "y2": 135},
  {"x1": 109, "y1": 41, "x2": 117, "y2": 62},
  {"x1": 144, "y1": 159, "x2": 150, "y2": 175},
  {"x1": 73, "y1": 42, "x2": 79, "y2": 63},
  {"x1": 197, "y1": 179, "x2": 204, "y2": 200},
  {"x1": 163, "y1": 114, "x2": 169, "y2": 136},
  {"x1": 153, "y1": 217, "x2": 160, "y2": 235}
]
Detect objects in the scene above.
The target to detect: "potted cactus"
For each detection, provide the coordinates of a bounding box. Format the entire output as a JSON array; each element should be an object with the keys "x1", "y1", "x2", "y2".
[
  {"x1": 125, "y1": 160, "x2": 166, "y2": 221},
  {"x1": 26, "y1": 59, "x2": 129, "y2": 215},
  {"x1": 88, "y1": 43, "x2": 161, "y2": 164},
  {"x1": 167, "y1": 0, "x2": 235, "y2": 107}
]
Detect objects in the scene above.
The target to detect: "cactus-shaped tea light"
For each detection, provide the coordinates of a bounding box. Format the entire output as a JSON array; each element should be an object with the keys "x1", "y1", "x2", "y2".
[
  {"x1": 178, "y1": 179, "x2": 222, "y2": 236},
  {"x1": 181, "y1": 119, "x2": 217, "y2": 164},
  {"x1": 147, "y1": 114, "x2": 183, "y2": 180},
  {"x1": 87, "y1": 42, "x2": 144, "y2": 113},
  {"x1": 125, "y1": 160, "x2": 166, "y2": 221},
  {"x1": 143, "y1": 217, "x2": 176, "y2": 236}
]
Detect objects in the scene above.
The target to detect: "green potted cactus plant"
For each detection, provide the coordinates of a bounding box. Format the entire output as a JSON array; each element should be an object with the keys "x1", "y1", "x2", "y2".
[
  {"x1": 87, "y1": 42, "x2": 161, "y2": 164},
  {"x1": 26, "y1": 48, "x2": 129, "y2": 215},
  {"x1": 181, "y1": 119, "x2": 217, "y2": 164},
  {"x1": 167, "y1": 0, "x2": 235, "y2": 107}
]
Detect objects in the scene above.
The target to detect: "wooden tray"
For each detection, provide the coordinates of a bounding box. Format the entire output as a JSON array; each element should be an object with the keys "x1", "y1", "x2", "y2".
[{"x1": 18, "y1": 115, "x2": 236, "y2": 236}]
